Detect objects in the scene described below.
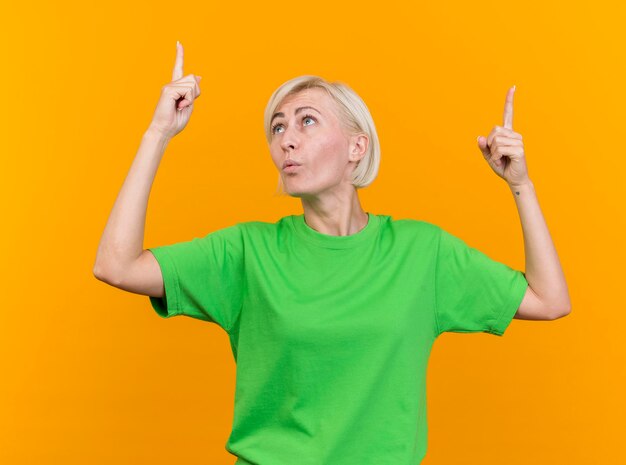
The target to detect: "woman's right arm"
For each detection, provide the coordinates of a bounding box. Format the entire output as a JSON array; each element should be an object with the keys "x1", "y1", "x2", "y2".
[
  {"x1": 93, "y1": 41, "x2": 201, "y2": 298},
  {"x1": 92, "y1": 128, "x2": 170, "y2": 297}
]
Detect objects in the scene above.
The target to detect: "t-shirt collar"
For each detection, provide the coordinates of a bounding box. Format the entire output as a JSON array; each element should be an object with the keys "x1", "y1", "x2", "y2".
[{"x1": 290, "y1": 212, "x2": 380, "y2": 249}]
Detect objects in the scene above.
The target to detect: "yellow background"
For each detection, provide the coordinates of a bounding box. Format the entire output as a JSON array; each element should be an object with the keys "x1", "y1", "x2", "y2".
[{"x1": 1, "y1": 0, "x2": 624, "y2": 463}]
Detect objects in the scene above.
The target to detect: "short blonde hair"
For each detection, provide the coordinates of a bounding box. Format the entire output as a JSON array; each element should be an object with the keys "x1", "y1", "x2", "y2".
[{"x1": 264, "y1": 75, "x2": 381, "y2": 190}]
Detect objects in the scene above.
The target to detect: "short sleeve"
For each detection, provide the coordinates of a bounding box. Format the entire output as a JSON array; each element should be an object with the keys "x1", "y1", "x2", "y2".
[
  {"x1": 147, "y1": 224, "x2": 245, "y2": 332},
  {"x1": 434, "y1": 227, "x2": 528, "y2": 337}
]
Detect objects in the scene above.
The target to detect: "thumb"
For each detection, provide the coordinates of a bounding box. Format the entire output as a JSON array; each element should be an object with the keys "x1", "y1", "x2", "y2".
[{"x1": 476, "y1": 136, "x2": 491, "y2": 159}]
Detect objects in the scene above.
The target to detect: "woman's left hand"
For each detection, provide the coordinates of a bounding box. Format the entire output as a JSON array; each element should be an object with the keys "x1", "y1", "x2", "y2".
[{"x1": 476, "y1": 85, "x2": 530, "y2": 187}]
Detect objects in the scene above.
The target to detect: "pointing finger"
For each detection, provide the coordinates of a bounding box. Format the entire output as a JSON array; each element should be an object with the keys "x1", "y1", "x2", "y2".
[
  {"x1": 172, "y1": 41, "x2": 184, "y2": 82},
  {"x1": 503, "y1": 85, "x2": 515, "y2": 130}
]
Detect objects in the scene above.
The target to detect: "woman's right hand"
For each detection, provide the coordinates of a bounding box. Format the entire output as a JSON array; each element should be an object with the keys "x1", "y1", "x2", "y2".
[{"x1": 148, "y1": 41, "x2": 202, "y2": 139}]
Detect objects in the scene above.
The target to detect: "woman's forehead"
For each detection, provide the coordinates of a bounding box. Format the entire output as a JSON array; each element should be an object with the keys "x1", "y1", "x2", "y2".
[{"x1": 278, "y1": 88, "x2": 334, "y2": 113}]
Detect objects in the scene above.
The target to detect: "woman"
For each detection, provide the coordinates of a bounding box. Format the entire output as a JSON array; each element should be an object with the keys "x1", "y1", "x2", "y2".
[{"x1": 94, "y1": 42, "x2": 571, "y2": 465}]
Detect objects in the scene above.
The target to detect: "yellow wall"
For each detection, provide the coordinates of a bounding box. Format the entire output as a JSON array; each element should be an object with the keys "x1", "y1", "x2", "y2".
[{"x1": 1, "y1": 0, "x2": 623, "y2": 463}]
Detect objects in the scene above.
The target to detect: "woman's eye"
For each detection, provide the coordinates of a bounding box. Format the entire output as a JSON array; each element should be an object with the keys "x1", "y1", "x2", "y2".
[
  {"x1": 302, "y1": 114, "x2": 318, "y2": 127},
  {"x1": 272, "y1": 115, "x2": 316, "y2": 135}
]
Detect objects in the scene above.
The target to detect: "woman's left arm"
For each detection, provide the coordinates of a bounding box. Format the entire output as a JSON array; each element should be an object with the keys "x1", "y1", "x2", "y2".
[{"x1": 476, "y1": 86, "x2": 572, "y2": 320}]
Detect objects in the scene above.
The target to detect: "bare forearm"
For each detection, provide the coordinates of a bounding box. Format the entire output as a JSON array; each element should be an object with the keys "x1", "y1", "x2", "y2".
[
  {"x1": 510, "y1": 180, "x2": 571, "y2": 314},
  {"x1": 93, "y1": 128, "x2": 171, "y2": 280}
]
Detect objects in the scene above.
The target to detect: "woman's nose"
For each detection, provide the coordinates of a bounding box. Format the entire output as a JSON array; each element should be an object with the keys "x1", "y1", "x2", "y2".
[{"x1": 280, "y1": 124, "x2": 299, "y2": 151}]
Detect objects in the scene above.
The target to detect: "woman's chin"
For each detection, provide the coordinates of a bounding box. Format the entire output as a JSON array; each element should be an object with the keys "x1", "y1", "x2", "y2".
[
  {"x1": 281, "y1": 178, "x2": 327, "y2": 199},
  {"x1": 283, "y1": 187, "x2": 311, "y2": 199},
  {"x1": 284, "y1": 189, "x2": 305, "y2": 198},
  {"x1": 281, "y1": 179, "x2": 305, "y2": 197}
]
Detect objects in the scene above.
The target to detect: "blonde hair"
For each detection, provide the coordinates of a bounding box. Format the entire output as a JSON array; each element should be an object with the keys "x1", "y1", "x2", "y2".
[{"x1": 264, "y1": 75, "x2": 381, "y2": 192}]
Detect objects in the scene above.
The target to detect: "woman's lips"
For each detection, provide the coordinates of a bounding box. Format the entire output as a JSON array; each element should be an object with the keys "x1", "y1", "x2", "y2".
[{"x1": 283, "y1": 165, "x2": 301, "y2": 173}]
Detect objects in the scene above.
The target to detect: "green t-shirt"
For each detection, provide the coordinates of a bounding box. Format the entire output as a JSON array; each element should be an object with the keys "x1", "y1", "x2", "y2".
[{"x1": 148, "y1": 212, "x2": 528, "y2": 465}]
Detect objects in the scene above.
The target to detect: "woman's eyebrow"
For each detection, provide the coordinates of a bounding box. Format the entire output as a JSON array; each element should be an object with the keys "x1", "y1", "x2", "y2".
[{"x1": 271, "y1": 106, "x2": 321, "y2": 125}]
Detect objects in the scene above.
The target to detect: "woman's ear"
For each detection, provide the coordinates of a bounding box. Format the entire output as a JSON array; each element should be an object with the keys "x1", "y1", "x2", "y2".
[{"x1": 348, "y1": 133, "x2": 369, "y2": 163}]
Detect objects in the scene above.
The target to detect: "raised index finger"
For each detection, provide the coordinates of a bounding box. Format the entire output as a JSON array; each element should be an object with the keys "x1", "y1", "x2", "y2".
[
  {"x1": 172, "y1": 41, "x2": 184, "y2": 82},
  {"x1": 503, "y1": 85, "x2": 515, "y2": 129}
]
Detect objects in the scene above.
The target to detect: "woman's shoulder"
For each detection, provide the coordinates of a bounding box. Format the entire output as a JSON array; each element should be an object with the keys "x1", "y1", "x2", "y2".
[
  {"x1": 233, "y1": 215, "x2": 295, "y2": 234},
  {"x1": 379, "y1": 214, "x2": 441, "y2": 235}
]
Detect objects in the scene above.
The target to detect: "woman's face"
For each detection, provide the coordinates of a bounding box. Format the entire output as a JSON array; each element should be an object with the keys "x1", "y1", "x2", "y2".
[{"x1": 269, "y1": 88, "x2": 366, "y2": 198}]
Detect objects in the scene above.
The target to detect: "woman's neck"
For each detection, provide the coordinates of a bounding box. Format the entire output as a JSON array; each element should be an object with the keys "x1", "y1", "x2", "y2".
[{"x1": 300, "y1": 189, "x2": 368, "y2": 237}]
